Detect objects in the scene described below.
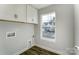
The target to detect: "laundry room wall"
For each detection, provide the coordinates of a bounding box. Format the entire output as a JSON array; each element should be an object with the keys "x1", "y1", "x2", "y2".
[
  {"x1": 34, "y1": 4, "x2": 74, "y2": 55},
  {"x1": 0, "y1": 21, "x2": 34, "y2": 55}
]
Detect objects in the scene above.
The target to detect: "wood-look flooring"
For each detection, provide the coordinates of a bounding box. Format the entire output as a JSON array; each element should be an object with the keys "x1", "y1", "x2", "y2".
[{"x1": 20, "y1": 46, "x2": 59, "y2": 55}]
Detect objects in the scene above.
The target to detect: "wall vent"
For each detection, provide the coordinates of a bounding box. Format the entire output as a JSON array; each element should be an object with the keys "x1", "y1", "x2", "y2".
[{"x1": 6, "y1": 32, "x2": 16, "y2": 38}]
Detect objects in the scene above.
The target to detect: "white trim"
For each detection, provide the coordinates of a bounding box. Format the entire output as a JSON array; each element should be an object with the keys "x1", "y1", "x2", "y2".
[
  {"x1": 13, "y1": 46, "x2": 33, "y2": 55},
  {"x1": 35, "y1": 44, "x2": 64, "y2": 55},
  {"x1": 14, "y1": 48, "x2": 28, "y2": 55},
  {"x1": 13, "y1": 43, "x2": 64, "y2": 55},
  {"x1": 14, "y1": 40, "x2": 35, "y2": 55},
  {"x1": 14, "y1": 44, "x2": 35, "y2": 55},
  {"x1": 40, "y1": 12, "x2": 56, "y2": 42}
]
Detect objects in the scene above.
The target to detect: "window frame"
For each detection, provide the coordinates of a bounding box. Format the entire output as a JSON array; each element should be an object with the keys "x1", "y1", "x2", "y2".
[{"x1": 40, "y1": 12, "x2": 56, "y2": 42}]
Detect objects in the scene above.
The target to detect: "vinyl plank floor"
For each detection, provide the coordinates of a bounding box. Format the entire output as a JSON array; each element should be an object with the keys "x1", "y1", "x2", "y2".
[{"x1": 20, "y1": 46, "x2": 59, "y2": 55}]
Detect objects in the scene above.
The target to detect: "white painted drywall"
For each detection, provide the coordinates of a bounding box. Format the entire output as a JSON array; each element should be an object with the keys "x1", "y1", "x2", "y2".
[
  {"x1": 0, "y1": 21, "x2": 34, "y2": 55},
  {"x1": 0, "y1": 22, "x2": 7, "y2": 54},
  {"x1": 0, "y1": 4, "x2": 75, "y2": 55},
  {"x1": 74, "y1": 4, "x2": 79, "y2": 46},
  {"x1": 34, "y1": 4, "x2": 74, "y2": 55},
  {"x1": 74, "y1": 4, "x2": 79, "y2": 55}
]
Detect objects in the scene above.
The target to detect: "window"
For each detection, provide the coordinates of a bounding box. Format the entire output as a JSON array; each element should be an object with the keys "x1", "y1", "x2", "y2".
[{"x1": 40, "y1": 12, "x2": 56, "y2": 41}]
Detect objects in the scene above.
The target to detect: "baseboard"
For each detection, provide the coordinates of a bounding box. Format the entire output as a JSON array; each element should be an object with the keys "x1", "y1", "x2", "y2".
[
  {"x1": 14, "y1": 44, "x2": 64, "y2": 55},
  {"x1": 14, "y1": 46, "x2": 34, "y2": 55},
  {"x1": 35, "y1": 44, "x2": 64, "y2": 55},
  {"x1": 13, "y1": 48, "x2": 28, "y2": 55},
  {"x1": 14, "y1": 43, "x2": 35, "y2": 55}
]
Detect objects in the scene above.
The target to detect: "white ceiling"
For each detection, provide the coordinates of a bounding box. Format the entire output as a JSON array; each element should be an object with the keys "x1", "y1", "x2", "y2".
[{"x1": 31, "y1": 4, "x2": 51, "y2": 9}]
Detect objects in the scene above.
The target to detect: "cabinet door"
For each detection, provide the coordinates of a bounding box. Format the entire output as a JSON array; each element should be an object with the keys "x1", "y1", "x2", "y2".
[
  {"x1": 0, "y1": 4, "x2": 15, "y2": 21},
  {"x1": 14, "y1": 4, "x2": 27, "y2": 22},
  {"x1": 32, "y1": 7, "x2": 38, "y2": 24},
  {"x1": 27, "y1": 5, "x2": 38, "y2": 24}
]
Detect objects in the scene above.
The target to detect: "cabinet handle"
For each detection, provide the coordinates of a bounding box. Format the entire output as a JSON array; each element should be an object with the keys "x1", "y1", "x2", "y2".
[{"x1": 14, "y1": 14, "x2": 18, "y2": 19}]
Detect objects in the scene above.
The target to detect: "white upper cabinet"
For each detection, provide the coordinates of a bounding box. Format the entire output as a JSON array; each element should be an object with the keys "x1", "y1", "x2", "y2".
[
  {"x1": 0, "y1": 4, "x2": 27, "y2": 22},
  {"x1": 0, "y1": 4, "x2": 38, "y2": 24},
  {"x1": 27, "y1": 5, "x2": 38, "y2": 24},
  {"x1": 14, "y1": 4, "x2": 27, "y2": 22},
  {"x1": 0, "y1": 4, "x2": 15, "y2": 21}
]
